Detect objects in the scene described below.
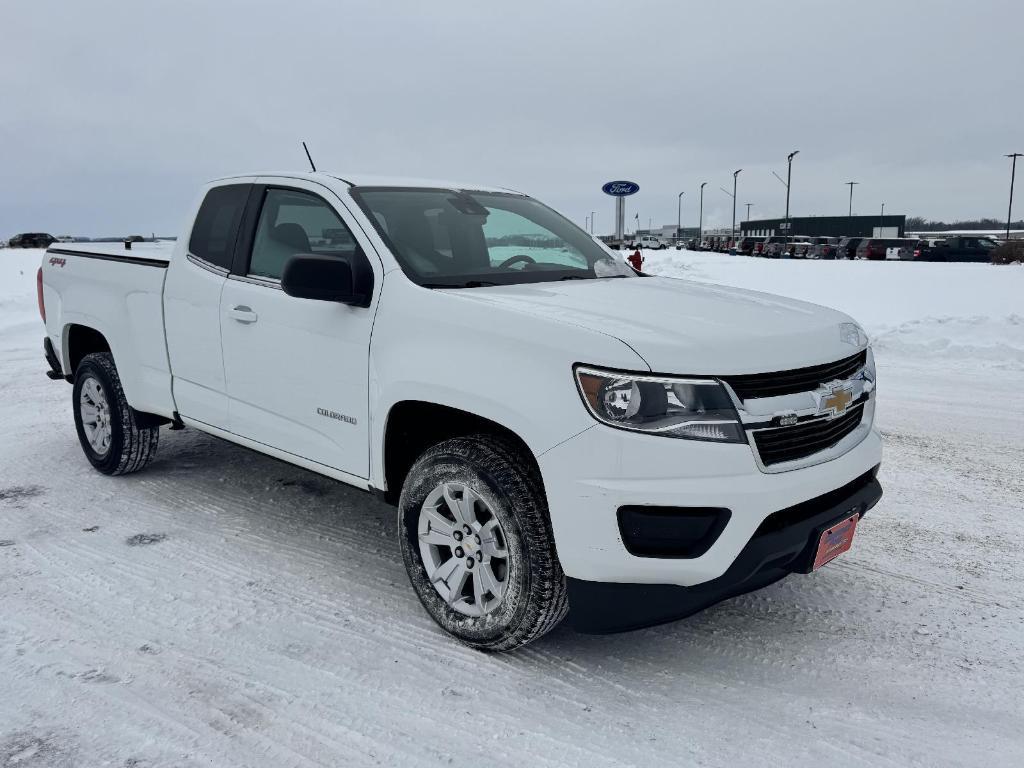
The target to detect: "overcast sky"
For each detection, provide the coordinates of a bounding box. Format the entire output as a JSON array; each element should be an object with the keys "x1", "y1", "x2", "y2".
[{"x1": 2, "y1": 0, "x2": 1022, "y2": 238}]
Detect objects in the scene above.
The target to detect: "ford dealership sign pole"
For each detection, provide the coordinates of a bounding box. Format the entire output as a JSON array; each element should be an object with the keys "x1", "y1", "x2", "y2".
[{"x1": 602, "y1": 181, "x2": 640, "y2": 242}]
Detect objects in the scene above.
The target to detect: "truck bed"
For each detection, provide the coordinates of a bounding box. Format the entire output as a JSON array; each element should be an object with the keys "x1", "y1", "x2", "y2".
[{"x1": 42, "y1": 240, "x2": 176, "y2": 419}]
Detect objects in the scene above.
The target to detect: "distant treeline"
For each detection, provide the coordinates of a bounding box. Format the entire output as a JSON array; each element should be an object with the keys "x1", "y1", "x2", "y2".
[
  {"x1": 486, "y1": 234, "x2": 562, "y2": 249},
  {"x1": 906, "y1": 216, "x2": 1024, "y2": 231}
]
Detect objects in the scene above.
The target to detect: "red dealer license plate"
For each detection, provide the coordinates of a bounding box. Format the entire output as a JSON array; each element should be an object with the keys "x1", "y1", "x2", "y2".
[{"x1": 812, "y1": 513, "x2": 859, "y2": 570}]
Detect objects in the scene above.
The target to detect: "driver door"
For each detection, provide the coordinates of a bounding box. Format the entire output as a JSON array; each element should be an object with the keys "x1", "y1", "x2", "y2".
[{"x1": 219, "y1": 181, "x2": 380, "y2": 480}]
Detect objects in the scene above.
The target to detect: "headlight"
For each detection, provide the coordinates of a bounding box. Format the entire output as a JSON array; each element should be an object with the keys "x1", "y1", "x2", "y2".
[
  {"x1": 840, "y1": 322, "x2": 869, "y2": 348},
  {"x1": 574, "y1": 366, "x2": 745, "y2": 442}
]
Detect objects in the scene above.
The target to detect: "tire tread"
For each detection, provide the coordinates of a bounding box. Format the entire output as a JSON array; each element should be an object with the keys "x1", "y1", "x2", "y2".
[
  {"x1": 75, "y1": 352, "x2": 159, "y2": 476},
  {"x1": 399, "y1": 434, "x2": 568, "y2": 652}
]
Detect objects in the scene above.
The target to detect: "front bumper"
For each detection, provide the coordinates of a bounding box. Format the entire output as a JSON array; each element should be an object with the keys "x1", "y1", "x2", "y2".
[
  {"x1": 539, "y1": 420, "x2": 882, "y2": 585},
  {"x1": 565, "y1": 467, "x2": 882, "y2": 633},
  {"x1": 537, "y1": 410, "x2": 883, "y2": 631}
]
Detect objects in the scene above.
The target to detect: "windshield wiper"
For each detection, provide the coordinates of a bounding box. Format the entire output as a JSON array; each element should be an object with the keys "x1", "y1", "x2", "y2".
[
  {"x1": 557, "y1": 274, "x2": 628, "y2": 281},
  {"x1": 421, "y1": 280, "x2": 499, "y2": 289}
]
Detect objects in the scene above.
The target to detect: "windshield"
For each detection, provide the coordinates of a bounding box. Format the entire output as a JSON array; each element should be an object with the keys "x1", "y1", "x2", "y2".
[{"x1": 350, "y1": 187, "x2": 634, "y2": 287}]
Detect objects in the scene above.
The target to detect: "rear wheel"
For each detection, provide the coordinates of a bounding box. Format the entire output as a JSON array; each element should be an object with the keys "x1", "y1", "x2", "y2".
[
  {"x1": 398, "y1": 435, "x2": 567, "y2": 651},
  {"x1": 72, "y1": 352, "x2": 159, "y2": 475}
]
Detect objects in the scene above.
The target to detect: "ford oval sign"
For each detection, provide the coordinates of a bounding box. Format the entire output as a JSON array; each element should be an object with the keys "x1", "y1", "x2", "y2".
[{"x1": 602, "y1": 180, "x2": 640, "y2": 197}]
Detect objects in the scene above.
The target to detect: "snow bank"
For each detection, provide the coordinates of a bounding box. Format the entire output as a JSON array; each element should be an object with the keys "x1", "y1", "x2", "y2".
[
  {"x1": 0, "y1": 248, "x2": 44, "y2": 301},
  {"x1": 0, "y1": 248, "x2": 45, "y2": 333},
  {"x1": 642, "y1": 250, "x2": 1024, "y2": 369},
  {"x1": 872, "y1": 314, "x2": 1024, "y2": 369}
]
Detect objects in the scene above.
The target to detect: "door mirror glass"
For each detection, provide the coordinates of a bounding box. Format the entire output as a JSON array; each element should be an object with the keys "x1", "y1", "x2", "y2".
[{"x1": 281, "y1": 254, "x2": 369, "y2": 305}]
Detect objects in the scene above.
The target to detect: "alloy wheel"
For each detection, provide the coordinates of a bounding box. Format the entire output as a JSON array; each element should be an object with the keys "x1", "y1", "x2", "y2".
[
  {"x1": 417, "y1": 482, "x2": 509, "y2": 617},
  {"x1": 79, "y1": 376, "x2": 113, "y2": 456}
]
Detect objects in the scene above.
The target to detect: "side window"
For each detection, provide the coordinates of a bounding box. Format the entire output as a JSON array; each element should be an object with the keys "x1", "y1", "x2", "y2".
[
  {"x1": 189, "y1": 184, "x2": 249, "y2": 270},
  {"x1": 249, "y1": 188, "x2": 358, "y2": 280}
]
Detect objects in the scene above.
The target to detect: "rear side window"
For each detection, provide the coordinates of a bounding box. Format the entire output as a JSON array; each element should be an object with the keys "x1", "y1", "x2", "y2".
[{"x1": 189, "y1": 184, "x2": 250, "y2": 269}]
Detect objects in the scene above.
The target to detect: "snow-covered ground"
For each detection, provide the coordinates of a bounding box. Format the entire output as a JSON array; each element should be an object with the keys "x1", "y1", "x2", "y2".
[{"x1": 2, "y1": 247, "x2": 1023, "y2": 767}]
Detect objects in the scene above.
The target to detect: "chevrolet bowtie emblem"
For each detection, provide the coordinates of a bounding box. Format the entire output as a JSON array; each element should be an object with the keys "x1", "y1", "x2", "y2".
[{"x1": 820, "y1": 384, "x2": 854, "y2": 418}]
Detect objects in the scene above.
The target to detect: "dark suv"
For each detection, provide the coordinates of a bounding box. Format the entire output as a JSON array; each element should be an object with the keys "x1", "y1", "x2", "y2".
[
  {"x1": 917, "y1": 236, "x2": 999, "y2": 262},
  {"x1": 8, "y1": 232, "x2": 57, "y2": 248},
  {"x1": 836, "y1": 237, "x2": 863, "y2": 259}
]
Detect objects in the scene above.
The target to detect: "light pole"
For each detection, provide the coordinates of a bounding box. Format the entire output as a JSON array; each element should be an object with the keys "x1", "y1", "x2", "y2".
[
  {"x1": 732, "y1": 169, "x2": 742, "y2": 244},
  {"x1": 699, "y1": 182, "x2": 707, "y2": 247},
  {"x1": 677, "y1": 192, "x2": 685, "y2": 238},
  {"x1": 1007, "y1": 154, "x2": 1022, "y2": 242},
  {"x1": 745, "y1": 202, "x2": 753, "y2": 222},
  {"x1": 845, "y1": 181, "x2": 858, "y2": 233},
  {"x1": 590, "y1": 211, "x2": 595, "y2": 235},
  {"x1": 879, "y1": 202, "x2": 885, "y2": 236},
  {"x1": 785, "y1": 152, "x2": 799, "y2": 220},
  {"x1": 784, "y1": 150, "x2": 798, "y2": 249}
]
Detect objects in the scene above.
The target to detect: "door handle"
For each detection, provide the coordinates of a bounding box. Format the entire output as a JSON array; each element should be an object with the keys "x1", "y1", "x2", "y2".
[{"x1": 228, "y1": 305, "x2": 258, "y2": 324}]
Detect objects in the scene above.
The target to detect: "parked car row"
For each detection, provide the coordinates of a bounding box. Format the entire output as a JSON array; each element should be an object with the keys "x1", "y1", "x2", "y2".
[
  {"x1": 700, "y1": 235, "x2": 741, "y2": 253},
  {"x1": 700, "y1": 235, "x2": 818, "y2": 257},
  {"x1": 699, "y1": 234, "x2": 998, "y2": 262}
]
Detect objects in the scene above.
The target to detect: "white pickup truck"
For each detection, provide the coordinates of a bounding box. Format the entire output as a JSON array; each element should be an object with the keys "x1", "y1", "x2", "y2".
[
  {"x1": 629, "y1": 234, "x2": 669, "y2": 250},
  {"x1": 39, "y1": 171, "x2": 882, "y2": 650}
]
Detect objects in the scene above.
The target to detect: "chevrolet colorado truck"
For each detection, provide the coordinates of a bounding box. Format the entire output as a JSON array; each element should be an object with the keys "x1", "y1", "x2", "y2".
[{"x1": 38, "y1": 172, "x2": 882, "y2": 651}]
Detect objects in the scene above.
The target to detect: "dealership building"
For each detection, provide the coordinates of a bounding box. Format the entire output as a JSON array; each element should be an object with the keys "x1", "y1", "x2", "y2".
[{"x1": 740, "y1": 214, "x2": 906, "y2": 239}]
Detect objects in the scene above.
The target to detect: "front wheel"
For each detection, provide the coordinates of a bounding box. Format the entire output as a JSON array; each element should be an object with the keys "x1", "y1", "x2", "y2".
[
  {"x1": 73, "y1": 352, "x2": 159, "y2": 475},
  {"x1": 398, "y1": 435, "x2": 567, "y2": 651}
]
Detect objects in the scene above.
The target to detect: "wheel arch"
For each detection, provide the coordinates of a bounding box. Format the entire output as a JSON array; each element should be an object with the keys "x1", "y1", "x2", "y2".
[
  {"x1": 63, "y1": 323, "x2": 112, "y2": 378},
  {"x1": 380, "y1": 400, "x2": 542, "y2": 505}
]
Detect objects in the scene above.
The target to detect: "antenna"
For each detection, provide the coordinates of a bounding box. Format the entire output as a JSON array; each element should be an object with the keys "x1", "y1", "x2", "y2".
[{"x1": 302, "y1": 141, "x2": 317, "y2": 172}]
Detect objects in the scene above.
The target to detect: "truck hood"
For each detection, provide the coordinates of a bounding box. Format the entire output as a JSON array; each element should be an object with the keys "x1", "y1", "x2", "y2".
[{"x1": 452, "y1": 276, "x2": 864, "y2": 375}]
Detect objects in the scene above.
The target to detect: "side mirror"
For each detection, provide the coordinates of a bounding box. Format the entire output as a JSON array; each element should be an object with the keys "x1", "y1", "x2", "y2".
[{"x1": 281, "y1": 253, "x2": 372, "y2": 306}]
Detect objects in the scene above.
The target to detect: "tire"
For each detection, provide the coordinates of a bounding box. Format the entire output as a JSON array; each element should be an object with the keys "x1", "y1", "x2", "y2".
[
  {"x1": 72, "y1": 352, "x2": 159, "y2": 475},
  {"x1": 398, "y1": 435, "x2": 568, "y2": 651}
]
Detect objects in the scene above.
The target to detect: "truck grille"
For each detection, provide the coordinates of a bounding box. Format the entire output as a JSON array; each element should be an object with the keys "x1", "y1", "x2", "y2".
[
  {"x1": 752, "y1": 404, "x2": 865, "y2": 466},
  {"x1": 723, "y1": 350, "x2": 867, "y2": 401}
]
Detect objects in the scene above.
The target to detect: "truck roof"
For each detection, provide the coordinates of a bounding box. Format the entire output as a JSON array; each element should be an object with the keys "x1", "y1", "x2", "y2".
[{"x1": 210, "y1": 171, "x2": 522, "y2": 195}]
